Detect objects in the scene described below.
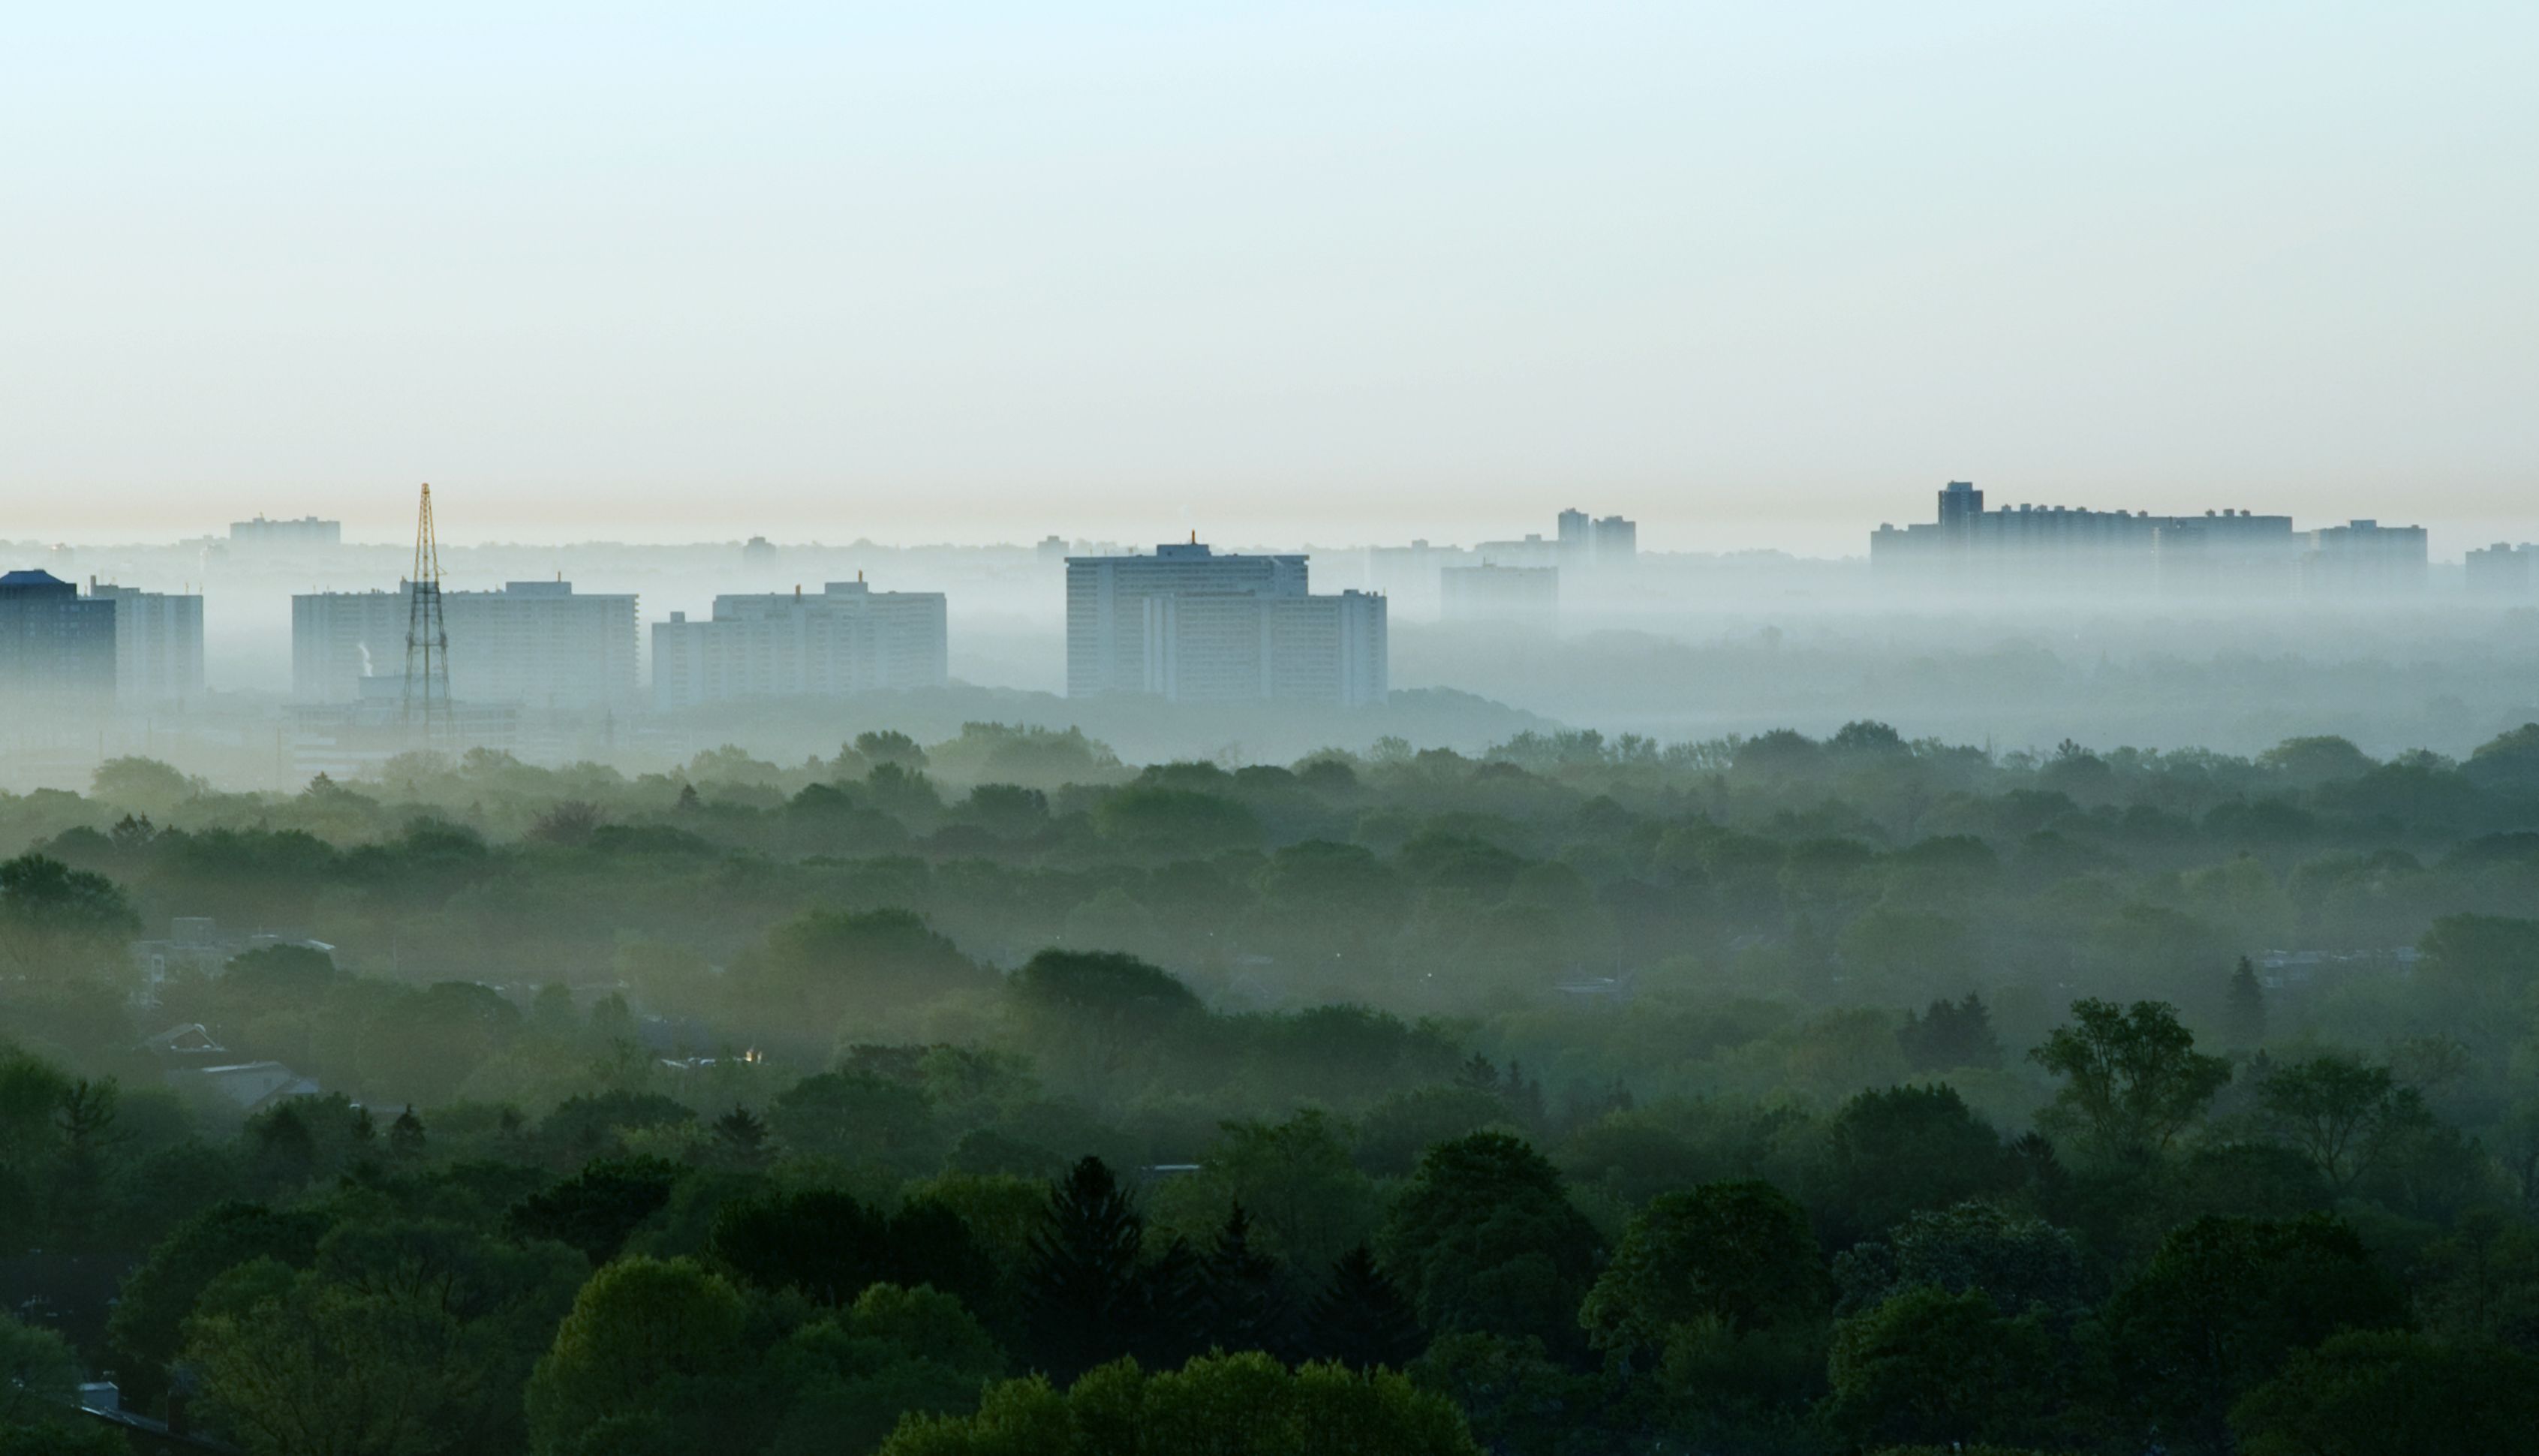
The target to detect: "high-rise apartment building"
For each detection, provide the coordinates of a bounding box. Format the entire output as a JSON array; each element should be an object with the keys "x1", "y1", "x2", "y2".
[
  {"x1": 1066, "y1": 540, "x2": 1385, "y2": 705},
  {"x1": 88, "y1": 582, "x2": 205, "y2": 702},
  {"x1": 293, "y1": 581, "x2": 640, "y2": 709},
  {"x1": 1554, "y1": 508, "x2": 1637, "y2": 570},
  {"x1": 1065, "y1": 542, "x2": 1307, "y2": 697},
  {"x1": 1141, "y1": 589, "x2": 1387, "y2": 706},
  {"x1": 651, "y1": 579, "x2": 949, "y2": 710},
  {"x1": 0, "y1": 570, "x2": 116, "y2": 702}
]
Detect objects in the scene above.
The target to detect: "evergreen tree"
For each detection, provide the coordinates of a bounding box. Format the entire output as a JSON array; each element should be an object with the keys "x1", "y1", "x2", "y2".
[
  {"x1": 1025, "y1": 1156, "x2": 1148, "y2": 1380},
  {"x1": 387, "y1": 1106, "x2": 426, "y2": 1160},
  {"x1": 713, "y1": 1105, "x2": 768, "y2": 1157},
  {"x1": 1197, "y1": 1202, "x2": 1295, "y2": 1358},
  {"x1": 1133, "y1": 1232, "x2": 1206, "y2": 1370},
  {"x1": 2228, "y1": 956, "x2": 2268, "y2": 1048},
  {"x1": 1898, "y1": 993, "x2": 2005, "y2": 1071},
  {"x1": 251, "y1": 1105, "x2": 317, "y2": 1193},
  {"x1": 1306, "y1": 1243, "x2": 1424, "y2": 1371}
]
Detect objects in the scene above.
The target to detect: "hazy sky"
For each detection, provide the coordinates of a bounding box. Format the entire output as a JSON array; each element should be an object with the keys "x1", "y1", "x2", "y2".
[{"x1": 7, "y1": 2, "x2": 2534, "y2": 555}]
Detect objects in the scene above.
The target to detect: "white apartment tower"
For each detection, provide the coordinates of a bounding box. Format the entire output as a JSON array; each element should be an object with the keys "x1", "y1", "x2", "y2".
[{"x1": 1066, "y1": 540, "x2": 1386, "y2": 706}]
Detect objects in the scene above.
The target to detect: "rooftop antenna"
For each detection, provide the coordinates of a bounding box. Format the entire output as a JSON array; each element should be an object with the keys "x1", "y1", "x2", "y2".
[{"x1": 403, "y1": 483, "x2": 450, "y2": 745}]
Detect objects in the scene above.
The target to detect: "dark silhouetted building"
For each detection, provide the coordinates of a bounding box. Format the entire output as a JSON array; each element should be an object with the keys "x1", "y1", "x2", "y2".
[{"x1": 0, "y1": 569, "x2": 116, "y2": 702}]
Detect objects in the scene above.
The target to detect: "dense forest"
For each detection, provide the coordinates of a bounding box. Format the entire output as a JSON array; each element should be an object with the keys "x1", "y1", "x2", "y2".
[{"x1": 8, "y1": 717, "x2": 2539, "y2": 1454}]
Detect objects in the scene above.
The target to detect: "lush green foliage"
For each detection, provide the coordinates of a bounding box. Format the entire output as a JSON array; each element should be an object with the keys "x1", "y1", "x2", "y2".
[{"x1": 5, "y1": 721, "x2": 2539, "y2": 1452}]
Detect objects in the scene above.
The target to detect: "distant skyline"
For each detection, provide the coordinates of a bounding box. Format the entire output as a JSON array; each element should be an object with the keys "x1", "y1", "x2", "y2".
[{"x1": 8, "y1": 4, "x2": 2536, "y2": 557}]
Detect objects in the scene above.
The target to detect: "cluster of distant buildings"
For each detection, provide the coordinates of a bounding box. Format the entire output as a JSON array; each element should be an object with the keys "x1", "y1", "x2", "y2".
[
  {"x1": 15, "y1": 486, "x2": 2530, "y2": 756},
  {"x1": 1870, "y1": 482, "x2": 2441, "y2": 594}
]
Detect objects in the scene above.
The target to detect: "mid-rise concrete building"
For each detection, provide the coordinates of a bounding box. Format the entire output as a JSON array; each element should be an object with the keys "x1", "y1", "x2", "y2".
[
  {"x1": 88, "y1": 582, "x2": 205, "y2": 702},
  {"x1": 1441, "y1": 564, "x2": 1560, "y2": 627},
  {"x1": 293, "y1": 581, "x2": 640, "y2": 709},
  {"x1": 0, "y1": 570, "x2": 116, "y2": 702},
  {"x1": 1873, "y1": 481, "x2": 2306, "y2": 593},
  {"x1": 1141, "y1": 588, "x2": 1387, "y2": 706},
  {"x1": 2465, "y1": 543, "x2": 2532, "y2": 594},
  {"x1": 651, "y1": 579, "x2": 949, "y2": 710},
  {"x1": 1065, "y1": 542, "x2": 1307, "y2": 697},
  {"x1": 2301, "y1": 521, "x2": 2429, "y2": 595}
]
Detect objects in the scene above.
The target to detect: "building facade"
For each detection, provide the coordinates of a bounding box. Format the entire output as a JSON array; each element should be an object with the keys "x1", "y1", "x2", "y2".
[
  {"x1": 651, "y1": 579, "x2": 949, "y2": 710},
  {"x1": 1140, "y1": 588, "x2": 1388, "y2": 706},
  {"x1": 1064, "y1": 542, "x2": 1308, "y2": 697},
  {"x1": 87, "y1": 582, "x2": 205, "y2": 702},
  {"x1": 293, "y1": 581, "x2": 640, "y2": 709},
  {"x1": 0, "y1": 570, "x2": 117, "y2": 702}
]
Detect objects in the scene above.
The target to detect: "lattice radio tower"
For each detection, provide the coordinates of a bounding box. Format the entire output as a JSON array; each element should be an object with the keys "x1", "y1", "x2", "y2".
[{"x1": 403, "y1": 483, "x2": 451, "y2": 742}]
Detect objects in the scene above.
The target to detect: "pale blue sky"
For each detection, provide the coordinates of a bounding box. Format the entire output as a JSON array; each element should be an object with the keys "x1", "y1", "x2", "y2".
[{"x1": 6, "y1": 2, "x2": 2534, "y2": 553}]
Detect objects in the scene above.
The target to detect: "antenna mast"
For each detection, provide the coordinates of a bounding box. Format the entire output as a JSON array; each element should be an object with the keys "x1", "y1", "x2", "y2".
[{"x1": 403, "y1": 483, "x2": 451, "y2": 744}]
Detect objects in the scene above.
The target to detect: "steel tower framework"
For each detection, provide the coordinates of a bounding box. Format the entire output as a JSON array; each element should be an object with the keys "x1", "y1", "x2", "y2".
[{"x1": 403, "y1": 483, "x2": 450, "y2": 741}]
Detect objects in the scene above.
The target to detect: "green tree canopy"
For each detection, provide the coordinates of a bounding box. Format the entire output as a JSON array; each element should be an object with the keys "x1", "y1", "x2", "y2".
[{"x1": 2029, "y1": 999, "x2": 2231, "y2": 1164}]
